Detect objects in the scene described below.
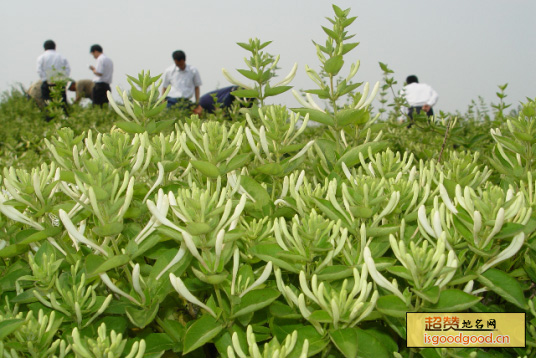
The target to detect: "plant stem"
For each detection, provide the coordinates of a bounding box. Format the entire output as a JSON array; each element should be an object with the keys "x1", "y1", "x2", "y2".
[{"x1": 437, "y1": 118, "x2": 452, "y2": 164}]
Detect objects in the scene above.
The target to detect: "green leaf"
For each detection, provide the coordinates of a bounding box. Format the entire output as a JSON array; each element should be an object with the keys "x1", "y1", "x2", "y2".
[
  {"x1": 220, "y1": 153, "x2": 251, "y2": 173},
  {"x1": 158, "y1": 319, "x2": 185, "y2": 343},
  {"x1": 264, "y1": 85, "x2": 292, "y2": 97},
  {"x1": 478, "y1": 268, "x2": 528, "y2": 309},
  {"x1": 269, "y1": 301, "x2": 301, "y2": 319},
  {"x1": 350, "y1": 206, "x2": 373, "y2": 218},
  {"x1": 256, "y1": 162, "x2": 284, "y2": 176},
  {"x1": 0, "y1": 319, "x2": 24, "y2": 339},
  {"x1": 239, "y1": 176, "x2": 271, "y2": 209},
  {"x1": 274, "y1": 324, "x2": 327, "y2": 358},
  {"x1": 153, "y1": 118, "x2": 175, "y2": 132},
  {"x1": 330, "y1": 328, "x2": 359, "y2": 358},
  {"x1": 324, "y1": 55, "x2": 344, "y2": 75},
  {"x1": 378, "y1": 62, "x2": 393, "y2": 73},
  {"x1": 232, "y1": 288, "x2": 280, "y2": 317},
  {"x1": 309, "y1": 310, "x2": 333, "y2": 323},
  {"x1": 386, "y1": 266, "x2": 413, "y2": 281},
  {"x1": 341, "y1": 42, "x2": 359, "y2": 55},
  {"x1": 312, "y1": 197, "x2": 351, "y2": 227},
  {"x1": 362, "y1": 328, "x2": 398, "y2": 356},
  {"x1": 191, "y1": 267, "x2": 228, "y2": 285},
  {"x1": 0, "y1": 267, "x2": 31, "y2": 292},
  {"x1": 335, "y1": 108, "x2": 368, "y2": 126},
  {"x1": 185, "y1": 222, "x2": 212, "y2": 235},
  {"x1": 322, "y1": 26, "x2": 339, "y2": 41},
  {"x1": 145, "y1": 102, "x2": 167, "y2": 118},
  {"x1": 85, "y1": 254, "x2": 131, "y2": 278},
  {"x1": 376, "y1": 295, "x2": 408, "y2": 318},
  {"x1": 130, "y1": 87, "x2": 149, "y2": 102},
  {"x1": 144, "y1": 333, "x2": 176, "y2": 356},
  {"x1": 231, "y1": 89, "x2": 259, "y2": 98},
  {"x1": 495, "y1": 223, "x2": 525, "y2": 239},
  {"x1": 305, "y1": 89, "x2": 330, "y2": 99},
  {"x1": 366, "y1": 226, "x2": 399, "y2": 237},
  {"x1": 260, "y1": 70, "x2": 273, "y2": 83},
  {"x1": 115, "y1": 121, "x2": 145, "y2": 134},
  {"x1": 355, "y1": 328, "x2": 390, "y2": 358},
  {"x1": 336, "y1": 141, "x2": 389, "y2": 167},
  {"x1": 413, "y1": 286, "x2": 440, "y2": 304},
  {"x1": 191, "y1": 160, "x2": 220, "y2": 178},
  {"x1": 17, "y1": 227, "x2": 61, "y2": 245},
  {"x1": 332, "y1": 4, "x2": 345, "y2": 17},
  {"x1": 236, "y1": 69, "x2": 259, "y2": 81},
  {"x1": 291, "y1": 108, "x2": 333, "y2": 126},
  {"x1": 426, "y1": 289, "x2": 481, "y2": 312},
  {"x1": 250, "y1": 244, "x2": 300, "y2": 273},
  {"x1": 236, "y1": 42, "x2": 252, "y2": 51},
  {"x1": 0, "y1": 243, "x2": 28, "y2": 258},
  {"x1": 182, "y1": 314, "x2": 224, "y2": 354},
  {"x1": 316, "y1": 265, "x2": 353, "y2": 281},
  {"x1": 92, "y1": 222, "x2": 124, "y2": 237},
  {"x1": 125, "y1": 303, "x2": 159, "y2": 328}
]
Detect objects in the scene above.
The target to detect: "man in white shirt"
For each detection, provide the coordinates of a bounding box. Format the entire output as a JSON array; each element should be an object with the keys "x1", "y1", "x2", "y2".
[
  {"x1": 402, "y1": 75, "x2": 439, "y2": 126},
  {"x1": 36, "y1": 40, "x2": 70, "y2": 107},
  {"x1": 162, "y1": 50, "x2": 202, "y2": 109},
  {"x1": 89, "y1": 44, "x2": 114, "y2": 106}
]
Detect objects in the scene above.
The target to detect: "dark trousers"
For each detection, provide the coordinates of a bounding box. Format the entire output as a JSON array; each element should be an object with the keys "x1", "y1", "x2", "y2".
[
  {"x1": 41, "y1": 81, "x2": 67, "y2": 103},
  {"x1": 408, "y1": 106, "x2": 434, "y2": 120},
  {"x1": 41, "y1": 81, "x2": 68, "y2": 121},
  {"x1": 92, "y1": 82, "x2": 111, "y2": 106},
  {"x1": 165, "y1": 97, "x2": 194, "y2": 109},
  {"x1": 407, "y1": 106, "x2": 434, "y2": 128}
]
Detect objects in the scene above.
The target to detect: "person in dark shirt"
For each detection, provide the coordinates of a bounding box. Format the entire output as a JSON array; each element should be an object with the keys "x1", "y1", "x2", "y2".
[{"x1": 194, "y1": 86, "x2": 253, "y2": 115}]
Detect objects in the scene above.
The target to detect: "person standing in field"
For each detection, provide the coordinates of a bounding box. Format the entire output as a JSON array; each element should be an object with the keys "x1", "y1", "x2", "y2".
[
  {"x1": 402, "y1": 75, "x2": 438, "y2": 126},
  {"x1": 89, "y1": 44, "x2": 113, "y2": 106},
  {"x1": 162, "y1": 50, "x2": 202, "y2": 109},
  {"x1": 36, "y1": 40, "x2": 71, "y2": 105}
]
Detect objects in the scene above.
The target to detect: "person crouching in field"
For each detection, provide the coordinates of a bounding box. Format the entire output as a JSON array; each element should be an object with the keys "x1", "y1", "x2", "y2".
[
  {"x1": 192, "y1": 86, "x2": 254, "y2": 117},
  {"x1": 26, "y1": 80, "x2": 46, "y2": 109},
  {"x1": 68, "y1": 79, "x2": 95, "y2": 104},
  {"x1": 27, "y1": 79, "x2": 95, "y2": 108}
]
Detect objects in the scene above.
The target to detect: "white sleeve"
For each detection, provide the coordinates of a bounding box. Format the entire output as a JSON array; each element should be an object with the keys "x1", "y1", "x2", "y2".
[
  {"x1": 95, "y1": 57, "x2": 104, "y2": 74},
  {"x1": 427, "y1": 86, "x2": 438, "y2": 106},
  {"x1": 193, "y1": 68, "x2": 202, "y2": 87},
  {"x1": 64, "y1": 57, "x2": 71, "y2": 77},
  {"x1": 162, "y1": 69, "x2": 170, "y2": 88},
  {"x1": 37, "y1": 55, "x2": 46, "y2": 81}
]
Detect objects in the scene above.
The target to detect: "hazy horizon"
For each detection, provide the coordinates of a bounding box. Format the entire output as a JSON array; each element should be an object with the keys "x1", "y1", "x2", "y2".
[{"x1": 1, "y1": 0, "x2": 535, "y2": 114}]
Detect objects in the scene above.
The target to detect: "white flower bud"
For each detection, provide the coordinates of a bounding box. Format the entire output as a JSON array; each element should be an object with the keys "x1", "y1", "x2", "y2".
[{"x1": 169, "y1": 273, "x2": 216, "y2": 317}]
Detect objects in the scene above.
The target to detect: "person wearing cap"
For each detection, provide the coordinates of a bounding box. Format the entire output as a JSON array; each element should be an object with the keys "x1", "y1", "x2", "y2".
[
  {"x1": 36, "y1": 39, "x2": 70, "y2": 105},
  {"x1": 162, "y1": 50, "x2": 202, "y2": 109},
  {"x1": 89, "y1": 44, "x2": 113, "y2": 106}
]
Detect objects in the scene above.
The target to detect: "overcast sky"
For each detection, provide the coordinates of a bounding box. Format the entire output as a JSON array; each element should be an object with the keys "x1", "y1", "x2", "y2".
[{"x1": 1, "y1": 0, "x2": 535, "y2": 114}]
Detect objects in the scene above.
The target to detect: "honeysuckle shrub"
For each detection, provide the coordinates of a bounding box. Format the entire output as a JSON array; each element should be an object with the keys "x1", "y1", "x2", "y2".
[{"x1": 1, "y1": 5, "x2": 536, "y2": 358}]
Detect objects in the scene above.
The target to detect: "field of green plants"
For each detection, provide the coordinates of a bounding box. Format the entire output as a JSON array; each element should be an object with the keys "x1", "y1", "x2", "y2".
[{"x1": 0, "y1": 5, "x2": 535, "y2": 358}]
